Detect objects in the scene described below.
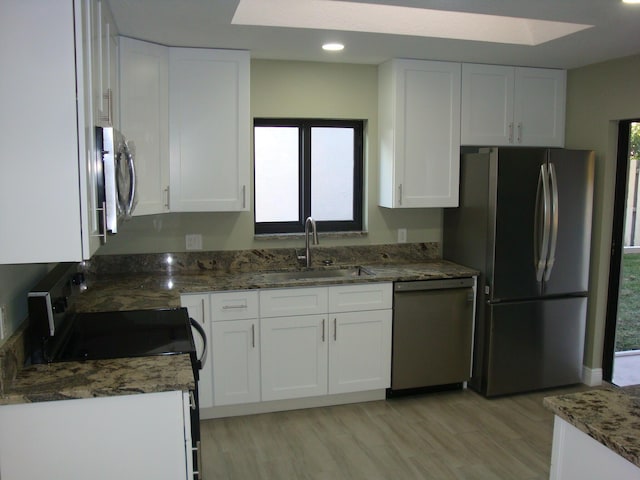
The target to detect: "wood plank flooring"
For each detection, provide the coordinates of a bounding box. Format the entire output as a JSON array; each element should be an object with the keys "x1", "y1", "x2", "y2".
[{"x1": 200, "y1": 385, "x2": 590, "y2": 479}]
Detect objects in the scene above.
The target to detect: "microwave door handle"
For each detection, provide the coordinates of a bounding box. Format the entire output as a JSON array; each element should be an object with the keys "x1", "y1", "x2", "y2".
[{"x1": 124, "y1": 143, "x2": 136, "y2": 216}]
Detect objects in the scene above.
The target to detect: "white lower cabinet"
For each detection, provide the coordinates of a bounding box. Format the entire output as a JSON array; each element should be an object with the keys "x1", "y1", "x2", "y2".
[
  {"x1": 259, "y1": 283, "x2": 392, "y2": 402},
  {"x1": 261, "y1": 314, "x2": 329, "y2": 401},
  {"x1": 329, "y1": 310, "x2": 392, "y2": 394},
  {"x1": 0, "y1": 391, "x2": 193, "y2": 480},
  {"x1": 186, "y1": 283, "x2": 392, "y2": 412},
  {"x1": 211, "y1": 318, "x2": 260, "y2": 406}
]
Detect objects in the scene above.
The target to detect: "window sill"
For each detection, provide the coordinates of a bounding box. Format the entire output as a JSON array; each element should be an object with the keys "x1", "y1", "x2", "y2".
[{"x1": 254, "y1": 231, "x2": 368, "y2": 241}]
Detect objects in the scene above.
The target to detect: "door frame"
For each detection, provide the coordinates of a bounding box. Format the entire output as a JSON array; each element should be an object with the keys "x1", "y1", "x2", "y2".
[{"x1": 603, "y1": 119, "x2": 637, "y2": 381}]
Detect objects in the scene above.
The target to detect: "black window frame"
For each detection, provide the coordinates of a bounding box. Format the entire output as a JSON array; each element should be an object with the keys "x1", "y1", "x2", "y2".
[{"x1": 253, "y1": 118, "x2": 364, "y2": 235}]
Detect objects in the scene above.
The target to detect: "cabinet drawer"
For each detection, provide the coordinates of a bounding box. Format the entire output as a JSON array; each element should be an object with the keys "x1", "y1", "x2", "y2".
[
  {"x1": 329, "y1": 283, "x2": 393, "y2": 313},
  {"x1": 211, "y1": 290, "x2": 259, "y2": 321},
  {"x1": 260, "y1": 287, "x2": 328, "y2": 318}
]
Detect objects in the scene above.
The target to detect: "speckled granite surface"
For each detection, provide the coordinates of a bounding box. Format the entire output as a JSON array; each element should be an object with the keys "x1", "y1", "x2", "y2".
[
  {"x1": 75, "y1": 260, "x2": 478, "y2": 312},
  {"x1": 1, "y1": 243, "x2": 478, "y2": 405},
  {"x1": 544, "y1": 387, "x2": 640, "y2": 468},
  {"x1": 0, "y1": 354, "x2": 194, "y2": 405}
]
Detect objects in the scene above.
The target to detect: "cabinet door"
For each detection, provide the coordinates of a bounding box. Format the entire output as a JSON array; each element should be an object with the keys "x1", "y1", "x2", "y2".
[
  {"x1": 119, "y1": 37, "x2": 170, "y2": 216},
  {"x1": 0, "y1": 0, "x2": 88, "y2": 263},
  {"x1": 329, "y1": 283, "x2": 392, "y2": 313},
  {"x1": 211, "y1": 319, "x2": 260, "y2": 406},
  {"x1": 328, "y1": 310, "x2": 392, "y2": 394},
  {"x1": 379, "y1": 59, "x2": 461, "y2": 208},
  {"x1": 211, "y1": 290, "x2": 259, "y2": 321},
  {"x1": 461, "y1": 63, "x2": 515, "y2": 146},
  {"x1": 180, "y1": 294, "x2": 213, "y2": 409},
  {"x1": 514, "y1": 67, "x2": 566, "y2": 147},
  {"x1": 169, "y1": 48, "x2": 250, "y2": 212},
  {"x1": 259, "y1": 287, "x2": 328, "y2": 318},
  {"x1": 0, "y1": 391, "x2": 189, "y2": 480},
  {"x1": 261, "y1": 314, "x2": 328, "y2": 401}
]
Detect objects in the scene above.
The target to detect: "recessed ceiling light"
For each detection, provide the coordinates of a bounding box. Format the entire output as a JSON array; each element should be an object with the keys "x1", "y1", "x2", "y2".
[
  {"x1": 322, "y1": 43, "x2": 344, "y2": 51},
  {"x1": 233, "y1": 0, "x2": 593, "y2": 46}
]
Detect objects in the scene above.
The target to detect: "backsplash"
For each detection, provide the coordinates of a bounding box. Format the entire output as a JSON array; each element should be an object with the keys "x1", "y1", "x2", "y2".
[
  {"x1": 84, "y1": 242, "x2": 440, "y2": 276},
  {"x1": 0, "y1": 321, "x2": 27, "y2": 395}
]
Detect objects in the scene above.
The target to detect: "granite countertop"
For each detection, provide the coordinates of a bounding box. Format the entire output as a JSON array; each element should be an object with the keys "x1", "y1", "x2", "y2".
[
  {"x1": 0, "y1": 244, "x2": 478, "y2": 406},
  {"x1": 543, "y1": 387, "x2": 640, "y2": 468},
  {"x1": 0, "y1": 354, "x2": 194, "y2": 405},
  {"x1": 75, "y1": 260, "x2": 479, "y2": 312}
]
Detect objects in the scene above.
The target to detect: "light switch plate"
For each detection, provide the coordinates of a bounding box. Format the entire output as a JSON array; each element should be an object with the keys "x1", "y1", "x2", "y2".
[
  {"x1": 397, "y1": 228, "x2": 407, "y2": 243},
  {"x1": 185, "y1": 234, "x2": 203, "y2": 251}
]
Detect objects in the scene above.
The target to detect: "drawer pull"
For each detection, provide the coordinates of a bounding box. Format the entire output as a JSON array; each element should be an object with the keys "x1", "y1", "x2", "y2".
[{"x1": 222, "y1": 304, "x2": 247, "y2": 310}]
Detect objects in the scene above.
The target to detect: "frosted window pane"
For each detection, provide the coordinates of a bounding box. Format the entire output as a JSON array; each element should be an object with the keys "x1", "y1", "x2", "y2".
[
  {"x1": 311, "y1": 127, "x2": 354, "y2": 221},
  {"x1": 254, "y1": 127, "x2": 299, "y2": 222}
]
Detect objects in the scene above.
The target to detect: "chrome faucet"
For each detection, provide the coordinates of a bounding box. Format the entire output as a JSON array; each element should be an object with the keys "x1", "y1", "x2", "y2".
[{"x1": 298, "y1": 217, "x2": 319, "y2": 268}]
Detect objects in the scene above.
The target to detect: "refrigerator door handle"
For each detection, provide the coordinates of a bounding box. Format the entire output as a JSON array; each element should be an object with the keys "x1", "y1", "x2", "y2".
[
  {"x1": 544, "y1": 162, "x2": 560, "y2": 281},
  {"x1": 534, "y1": 163, "x2": 551, "y2": 282}
]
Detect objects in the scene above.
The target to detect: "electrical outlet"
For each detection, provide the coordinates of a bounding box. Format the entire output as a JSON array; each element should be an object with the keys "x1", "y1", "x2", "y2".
[
  {"x1": 185, "y1": 234, "x2": 203, "y2": 251},
  {"x1": 0, "y1": 304, "x2": 7, "y2": 340},
  {"x1": 397, "y1": 228, "x2": 407, "y2": 243}
]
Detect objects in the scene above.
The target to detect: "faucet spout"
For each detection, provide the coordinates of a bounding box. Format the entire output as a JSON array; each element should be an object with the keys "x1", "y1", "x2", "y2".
[{"x1": 303, "y1": 217, "x2": 319, "y2": 268}]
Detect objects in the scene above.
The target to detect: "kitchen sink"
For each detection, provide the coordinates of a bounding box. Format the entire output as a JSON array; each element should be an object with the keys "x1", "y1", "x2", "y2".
[{"x1": 260, "y1": 267, "x2": 373, "y2": 282}]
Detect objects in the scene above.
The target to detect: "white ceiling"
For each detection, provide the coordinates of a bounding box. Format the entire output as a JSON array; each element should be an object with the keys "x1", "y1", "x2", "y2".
[{"x1": 106, "y1": 0, "x2": 640, "y2": 69}]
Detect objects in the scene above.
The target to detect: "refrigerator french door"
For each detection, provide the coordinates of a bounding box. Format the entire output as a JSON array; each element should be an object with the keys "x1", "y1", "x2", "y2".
[{"x1": 444, "y1": 147, "x2": 594, "y2": 396}]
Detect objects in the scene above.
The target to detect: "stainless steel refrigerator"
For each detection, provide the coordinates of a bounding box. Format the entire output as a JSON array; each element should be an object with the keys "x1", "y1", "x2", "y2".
[{"x1": 444, "y1": 147, "x2": 594, "y2": 396}]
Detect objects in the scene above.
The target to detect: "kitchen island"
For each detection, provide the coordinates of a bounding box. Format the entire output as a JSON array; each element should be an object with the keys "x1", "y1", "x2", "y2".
[{"x1": 544, "y1": 387, "x2": 640, "y2": 479}]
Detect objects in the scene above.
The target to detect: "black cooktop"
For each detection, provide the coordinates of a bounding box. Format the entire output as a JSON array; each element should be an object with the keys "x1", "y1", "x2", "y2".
[{"x1": 55, "y1": 308, "x2": 196, "y2": 362}]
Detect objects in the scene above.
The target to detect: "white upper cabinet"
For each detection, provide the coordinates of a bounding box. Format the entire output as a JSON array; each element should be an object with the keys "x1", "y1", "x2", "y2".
[
  {"x1": 119, "y1": 37, "x2": 170, "y2": 216},
  {"x1": 119, "y1": 44, "x2": 250, "y2": 214},
  {"x1": 0, "y1": 0, "x2": 102, "y2": 263},
  {"x1": 169, "y1": 48, "x2": 250, "y2": 212},
  {"x1": 378, "y1": 59, "x2": 461, "y2": 208},
  {"x1": 461, "y1": 64, "x2": 566, "y2": 147}
]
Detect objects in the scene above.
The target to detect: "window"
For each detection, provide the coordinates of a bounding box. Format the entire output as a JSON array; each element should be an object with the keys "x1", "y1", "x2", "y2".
[{"x1": 254, "y1": 119, "x2": 364, "y2": 234}]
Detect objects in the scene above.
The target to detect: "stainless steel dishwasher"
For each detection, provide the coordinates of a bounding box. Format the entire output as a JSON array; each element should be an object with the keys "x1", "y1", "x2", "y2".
[{"x1": 390, "y1": 277, "x2": 475, "y2": 393}]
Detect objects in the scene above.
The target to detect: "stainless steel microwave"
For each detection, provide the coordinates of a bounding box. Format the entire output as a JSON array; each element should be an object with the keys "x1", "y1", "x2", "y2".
[{"x1": 96, "y1": 126, "x2": 136, "y2": 236}]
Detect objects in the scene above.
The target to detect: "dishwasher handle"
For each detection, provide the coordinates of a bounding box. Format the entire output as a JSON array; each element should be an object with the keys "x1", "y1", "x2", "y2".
[{"x1": 394, "y1": 277, "x2": 474, "y2": 292}]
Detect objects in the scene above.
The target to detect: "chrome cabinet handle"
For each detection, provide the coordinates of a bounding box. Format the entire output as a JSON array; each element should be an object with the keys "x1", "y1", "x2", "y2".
[
  {"x1": 517, "y1": 122, "x2": 523, "y2": 144},
  {"x1": 508, "y1": 122, "x2": 514, "y2": 143},
  {"x1": 95, "y1": 201, "x2": 107, "y2": 244},
  {"x1": 252, "y1": 323, "x2": 255, "y2": 348},
  {"x1": 322, "y1": 318, "x2": 326, "y2": 342},
  {"x1": 333, "y1": 318, "x2": 337, "y2": 341},
  {"x1": 101, "y1": 88, "x2": 113, "y2": 125},
  {"x1": 398, "y1": 184, "x2": 403, "y2": 206},
  {"x1": 164, "y1": 186, "x2": 170, "y2": 210},
  {"x1": 222, "y1": 304, "x2": 247, "y2": 310},
  {"x1": 242, "y1": 185, "x2": 246, "y2": 209}
]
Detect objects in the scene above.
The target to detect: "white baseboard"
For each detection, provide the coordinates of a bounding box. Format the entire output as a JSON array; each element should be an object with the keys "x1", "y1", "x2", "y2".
[{"x1": 582, "y1": 365, "x2": 603, "y2": 387}]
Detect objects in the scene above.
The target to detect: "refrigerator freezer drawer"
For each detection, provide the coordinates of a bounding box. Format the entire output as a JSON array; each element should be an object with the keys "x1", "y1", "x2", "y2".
[{"x1": 484, "y1": 297, "x2": 586, "y2": 397}]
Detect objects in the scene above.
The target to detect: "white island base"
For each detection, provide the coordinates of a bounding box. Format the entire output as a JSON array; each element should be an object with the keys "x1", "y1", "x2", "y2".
[{"x1": 550, "y1": 416, "x2": 640, "y2": 479}]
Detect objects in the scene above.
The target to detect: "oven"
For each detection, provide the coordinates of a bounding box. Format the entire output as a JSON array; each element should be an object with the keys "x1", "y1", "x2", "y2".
[{"x1": 27, "y1": 263, "x2": 206, "y2": 479}]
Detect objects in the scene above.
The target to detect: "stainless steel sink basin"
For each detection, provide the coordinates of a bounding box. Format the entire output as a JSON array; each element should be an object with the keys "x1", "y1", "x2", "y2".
[{"x1": 260, "y1": 267, "x2": 372, "y2": 282}]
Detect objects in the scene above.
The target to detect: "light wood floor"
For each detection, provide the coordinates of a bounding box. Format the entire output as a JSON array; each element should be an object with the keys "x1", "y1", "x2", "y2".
[{"x1": 200, "y1": 385, "x2": 590, "y2": 479}]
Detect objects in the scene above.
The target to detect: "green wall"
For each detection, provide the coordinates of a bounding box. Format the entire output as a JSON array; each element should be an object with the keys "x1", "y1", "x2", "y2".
[
  {"x1": 565, "y1": 54, "x2": 640, "y2": 371},
  {"x1": 95, "y1": 59, "x2": 441, "y2": 255}
]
